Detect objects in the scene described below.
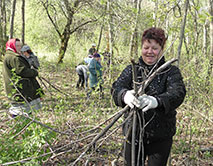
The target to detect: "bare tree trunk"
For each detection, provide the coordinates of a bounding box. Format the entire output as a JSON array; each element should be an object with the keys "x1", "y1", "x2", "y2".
[
  {"x1": 209, "y1": 0, "x2": 213, "y2": 59},
  {"x1": 206, "y1": 0, "x2": 213, "y2": 88},
  {"x1": 193, "y1": 5, "x2": 199, "y2": 56},
  {"x1": 106, "y1": 31, "x2": 109, "y2": 52},
  {"x1": 2, "y1": 0, "x2": 6, "y2": 39},
  {"x1": 129, "y1": 0, "x2": 142, "y2": 59},
  {"x1": 21, "y1": 0, "x2": 25, "y2": 44},
  {"x1": 97, "y1": 25, "x2": 104, "y2": 52},
  {"x1": 57, "y1": 0, "x2": 81, "y2": 64},
  {"x1": 57, "y1": 25, "x2": 71, "y2": 63},
  {"x1": 203, "y1": 19, "x2": 208, "y2": 55},
  {"x1": 154, "y1": 0, "x2": 158, "y2": 27},
  {"x1": 107, "y1": 0, "x2": 114, "y2": 81},
  {"x1": 42, "y1": 0, "x2": 97, "y2": 63},
  {"x1": 0, "y1": 1, "x2": 3, "y2": 39},
  {"x1": 0, "y1": 0, "x2": 3, "y2": 60},
  {"x1": 9, "y1": 0, "x2": 17, "y2": 39},
  {"x1": 0, "y1": 0, "x2": 7, "y2": 58},
  {"x1": 177, "y1": 0, "x2": 189, "y2": 66}
]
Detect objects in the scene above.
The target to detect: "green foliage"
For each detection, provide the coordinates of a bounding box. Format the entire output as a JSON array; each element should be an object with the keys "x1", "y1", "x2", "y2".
[{"x1": 0, "y1": 117, "x2": 56, "y2": 164}]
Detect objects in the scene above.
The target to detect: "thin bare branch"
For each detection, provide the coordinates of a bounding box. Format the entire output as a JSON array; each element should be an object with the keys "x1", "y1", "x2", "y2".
[
  {"x1": 40, "y1": 0, "x2": 62, "y2": 37},
  {"x1": 70, "y1": 105, "x2": 129, "y2": 166}
]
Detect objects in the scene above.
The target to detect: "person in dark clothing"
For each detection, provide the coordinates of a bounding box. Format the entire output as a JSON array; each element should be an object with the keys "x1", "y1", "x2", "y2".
[
  {"x1": 111, "y1": 27, "x2": 186, "y2": 166},
  {"x1": 88, "y1": 43, "x2": 97, "y2": 56},
  {"x1": 21, "y1": 45, "x2": 40, "y2": 69},
  {"x1": 2, "y1": 38, "x2": 43, "y2": 117}
]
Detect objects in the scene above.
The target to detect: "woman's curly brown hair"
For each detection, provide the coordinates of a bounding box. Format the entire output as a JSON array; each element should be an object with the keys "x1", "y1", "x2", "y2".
[{"x1": 142, "y1": 27, "x2": 167, "y2": 49}]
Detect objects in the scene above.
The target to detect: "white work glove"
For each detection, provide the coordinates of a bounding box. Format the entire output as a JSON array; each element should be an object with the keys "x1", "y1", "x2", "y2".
[
  {"x1": 138, "y1": 95, "x2": 158, "y2": 112},
  {"x1": 123, "y1": 90, "x2": 141, "y2": 109}
]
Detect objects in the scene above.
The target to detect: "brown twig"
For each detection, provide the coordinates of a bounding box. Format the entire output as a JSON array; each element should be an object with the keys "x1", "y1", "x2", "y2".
[
  {"x1": 80, "y1": 107, "x2": 127, "y2": 135},
  {"x1": 131, "y1": 59, "x2": 138, "y2": 166},
  {"x1": 39, "y1": 76, "x2": 71, "y2": 96},
  {"x1": 70, "y1": 105, "x2": 129, "y2": 166},
  {"x1": 1, "y1": 133, "x2": 97, "y2": 166},
  {"x1": 138, "y1": 58, "x2": 178, "y2": 95},
  {"x1": 96, "y1": 111, "x2": 133, "y2": 150},
  {"x1": 12, "y1": 120, "x2": 33, "y2": 139},
  {"x1": 20, "y1": 114, "x2": 69, "y2": 135},
  {"x1": 37, "y1": 76, "x2": 53, "y2": 96}
]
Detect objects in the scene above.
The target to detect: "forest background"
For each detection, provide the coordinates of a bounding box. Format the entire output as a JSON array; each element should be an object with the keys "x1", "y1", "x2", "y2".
[{"x1": 0, "y1": 0, "x2": 212, "y2": 165}]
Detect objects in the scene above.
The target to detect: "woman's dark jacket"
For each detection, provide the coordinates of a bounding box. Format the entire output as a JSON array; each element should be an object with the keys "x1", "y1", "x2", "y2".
[
  {"x1": 3, "y1": 50, "x2": 43, "y2": 103},
  {"x1": 111, "y1": 57, "x2": 186, "y2": 141}
]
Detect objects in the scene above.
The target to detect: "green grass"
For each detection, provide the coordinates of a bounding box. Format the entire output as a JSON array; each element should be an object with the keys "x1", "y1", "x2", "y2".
[{"x1": 0, "y1": 55, "x2": 212, "y2": 165}]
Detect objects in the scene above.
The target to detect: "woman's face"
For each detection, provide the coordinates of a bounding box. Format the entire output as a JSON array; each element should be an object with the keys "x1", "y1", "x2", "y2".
[
  {"x1": 23, "y1": 51, "x2": 30, "y2": 58},
  {"x1": 141, "y1": 39, "x2": 163, "y2": 65},
  {"x1": 15, "y1": 41, "x2": 22, "y2": 54}
]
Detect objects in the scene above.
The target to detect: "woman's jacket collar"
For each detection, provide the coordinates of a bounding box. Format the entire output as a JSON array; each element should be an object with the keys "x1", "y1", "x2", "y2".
[{"x1": 138, "y1": 56, "x2": 166, "y2": 71}]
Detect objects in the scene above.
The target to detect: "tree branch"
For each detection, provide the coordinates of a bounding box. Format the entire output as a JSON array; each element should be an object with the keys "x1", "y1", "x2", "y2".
[
  {"x1": 69, "y1": 105, "x2": 129, "y2": 166},
  {"x1": 41, "y1": 0, "x2": 62, "y2": 37},
  {"x1": 70, "y1": 19, "x2": 97, "y2": 34}
]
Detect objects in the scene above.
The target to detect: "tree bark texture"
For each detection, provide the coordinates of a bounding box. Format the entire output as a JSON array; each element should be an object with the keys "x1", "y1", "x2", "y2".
[
  {"x1": 2, "y1": 0, "x2": 6, "y2": 39},
  {"x1": 57, "y1": 26, "x2": 71, "y2": 63},
  {"x1": 21, "y1": 0, "x2": 25, "y2": 44},
  {"x1": 129, "y1": 0, "x2": 142, "y2": 59},
  {"x1": 206, "y1": 0, "x2": 213, "y2": 87},
  {"x1": 97, "y1": 25, "x2": 104, "y2": 52},
  {"x1": 0, "y1": 1, "x2": 3, "y2": 40},
  {"x1": 57, "y1": 0, "x2": 75, "y2": 63},
  {"x1": 9, "y1": 0, "x2": 17, "y2": 39},
  {"x1": 177, "y1": 0, "x2": 189, "y2": 66},
  {"x1": 202, "y1": 19, "x2": 208, "y2": 55},
  {"x1": 0, "y1": 0, "x2": 7, "y2": 58},
  {"x1": 107, "y1": 0, "x2": 114, "y2": 80}
]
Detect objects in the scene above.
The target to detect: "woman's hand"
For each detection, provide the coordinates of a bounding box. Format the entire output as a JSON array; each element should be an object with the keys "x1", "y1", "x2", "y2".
[
  {"x1": 138, "y1": 95, "x2": 158, "y2": 112},
  {"x1": 123, "y1": 90, "x2": 141, "y2": 109}
]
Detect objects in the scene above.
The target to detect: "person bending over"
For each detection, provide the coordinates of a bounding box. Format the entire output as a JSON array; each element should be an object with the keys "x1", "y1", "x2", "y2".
[{"x1": 76, "y1": 64, "x2": 89, "y2": 91}]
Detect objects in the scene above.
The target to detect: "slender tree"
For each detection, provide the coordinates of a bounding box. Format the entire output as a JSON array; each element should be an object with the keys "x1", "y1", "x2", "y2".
[
  {"x1": 107, "y1": 0, "x2": 114, "y2": 80},
  {"x1": 154, "y1": 0, "x2": 158, "y2": 27},
  {"x1": 209, "y1": 0, "x2": 213, "y2": 59},
  {"x1": 41, "y1": 0, "x2": 99, "y2": 63},
  {"x1": 0, "y1": 0, "x2": 3, "y2": 59},
  {"x1": 97, "y1": 26, "x2": 102, "y2": 52},
  {"x1": 21, "y1": 0, "x2": 25, "y2": 44},
  {"x1": 177, "y1": 0, "x2": 189, "y2": 66},
  {"x1": 2, "y1": 0, "x2": 6, "y2": 39},
  {"x1": 9, "y1": 0, "x2": 17, "y2": 39},
  {"x1": 203, "y1": 18, "x2": 208, "y2": 55},
  {"x1": 0, "y1": 1, "x2": 3, "y2": 39},
  {"x1": 206, "y1": 0, "x2": 213, "y2": 87},
  {"x1": 129, "y1": 0, "x2": 142, "y2": 59},
  {"x1": 0, "y1": 0, "x2": 7, "y2": 58}
]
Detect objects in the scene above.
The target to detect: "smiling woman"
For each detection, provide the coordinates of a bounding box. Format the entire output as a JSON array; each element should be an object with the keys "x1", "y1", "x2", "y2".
[
  {"x1": 141, "y1": 39, "x2": 162, "y2": 65},
  {"x1": 141, "y1": 27, "x2": 167, "y2": 65},
  {"x1": 111, "y1": 27, "x2": 186, "y2": 166}
]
